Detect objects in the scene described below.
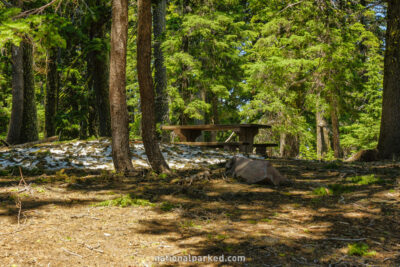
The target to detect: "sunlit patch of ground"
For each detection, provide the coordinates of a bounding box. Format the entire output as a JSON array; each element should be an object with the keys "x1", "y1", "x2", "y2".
[{"x1": 0, "y1": 146, "x2": 399, "y2": 266}]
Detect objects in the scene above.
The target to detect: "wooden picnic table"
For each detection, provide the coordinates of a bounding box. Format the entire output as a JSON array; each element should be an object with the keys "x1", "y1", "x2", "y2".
[{"x1": 161, "y1": 124, "x2": 274, "y2": 154}]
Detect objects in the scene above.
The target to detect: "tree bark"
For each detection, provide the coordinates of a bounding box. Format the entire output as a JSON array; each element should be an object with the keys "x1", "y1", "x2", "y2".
[
  {"x1": 316, "y1": 110, "x2": 330, "y2": 160},
  {"x1": 179, "y1": 0, "x2": 190, "y2": 125},
  {"x1": 109, "y1": 0, "x2": 134, "y2": 172},
  {"x1": 6, "y1": 44, "x2": 24, "y2": 144},
  {"x1": 153, "y1": 0, "x2": 169, "y2": 136},
  {"x1": 330, "y1": 97, "x2": 342, "y2": 158},
  {"x1": 88, "y1": 92, "x2": 98, "y2": 137},
  {"x1": 94, "y1": 52, "x2": 111, "y2": 137},
  {"x1": 19, "y1": 41, "x2": 38, "y2": 143},
  {"x1": 87, "y1": 1, "x2": 112, "y2": 137},
  {"x1": 377, "y1": 0, "x2": 400, "y2": 159},
  {"x1": 210, "y1": 94, "x2": 219, "y2": 142},
  {"x1": 137, "y1": 0, "x2": 169, "y2": 173},
  {"x1": 45, "y1": 48, "x2": 58, "y2": 137},
  {"x1": 280, "y1": 133, "x2": 299, "y2": 158}
]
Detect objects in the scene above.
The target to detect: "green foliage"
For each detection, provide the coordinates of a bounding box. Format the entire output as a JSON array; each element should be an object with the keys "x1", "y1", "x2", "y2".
[
  {"x1": 347, "y1": 242, "x2": 376, "y2": 257},
  {"x1": 95, "y1": 194, "x2": 156, "y2": 208},
  {"x1": 328, "y1": 184, "x2": 356, "y2": 195},
  {"x1": 313, "y1": 183, "x2": 357, "y2": 196},
  {"x1": 346, "y1": 174, "x2": 384, "y2": 185},
  {"x1": 0, "y1": 8, "x2": 28, "y2": 47},
  {"x1": 313, "y1": 187, "x2": 332, "y2": 196},
  {"x1": 0, "y1": 8, "x2": 67, "y2": 48},
  {"x1": 164, "y1": 1, "x2": 249, "y2": 125},
  {"x1": 0, "y1": 0, "x2": 386, "y2": 157},
  {"x1": 179, "y1": 220, "x2": 199, "y2": 228},
  {"x1": 158, "y1": 173, "x2": 168, "y2": 179},
  {"x1": 160, "y1": 202, "x2": 176, "y2": 212},
  {"x1": 242, "y1": 0, "x2": 384, "y2": 157},
  {"x1": 322, "y1": 161, "x2": 342, "y2": 170}
]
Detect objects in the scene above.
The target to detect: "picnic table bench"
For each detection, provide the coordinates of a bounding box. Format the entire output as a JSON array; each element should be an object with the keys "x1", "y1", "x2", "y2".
[{"x1": 161, "y1": 124, "x2": 278, "y2": 155}]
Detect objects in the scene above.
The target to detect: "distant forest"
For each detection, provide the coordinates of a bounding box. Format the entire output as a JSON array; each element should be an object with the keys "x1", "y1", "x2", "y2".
[{"x1": 0, "y1": 0, "x2": 398, "y2": 161}]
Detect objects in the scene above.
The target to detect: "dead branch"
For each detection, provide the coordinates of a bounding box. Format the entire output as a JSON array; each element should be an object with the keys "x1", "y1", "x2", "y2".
[
  {"x1": 12, "y1": 136, "x2": 59, "y2": 149},
  {"x1": 18, "y1": 166, "x2": 28, "y2": 187},
  {"x1": 224, "y1": 132, "x2": 235, "y2": 143},
  {"x1": 15, "y1": 197, "x2": 22, "y2": 226},
  {"x1": 79, "y1": 0, "x2": 95, "y2": 15},
  {"x1": 325, "y1": 237, "x2": 366, "y2": 242},
  {"x1": 61, "y1": 247, "x2": 83, "y2": 258},
  {"x1": 0, "y1": 227, "x2": 26, "y2": 235},
  {"x1": 0, "y1": 139, "x2": 10, "y2": 147},
  {"x1": 83, "y1": 243, "x2": 104, "y2": 254},
  {"x1": 332, "y1": 255, "x2": 348, "y2": 265},
  {"x1": 278, "y1": 1, "x2": 304, "y2": 14},
  {"x1": 13, "y1": 0, "x2": 59, "y2": 19}
]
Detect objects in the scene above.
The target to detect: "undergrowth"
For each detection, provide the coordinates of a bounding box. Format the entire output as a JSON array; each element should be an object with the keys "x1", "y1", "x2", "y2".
[
  {"x1": 347, "y1": 242, "x2": 376, "y2": 257},
  {"x1": 346, "y1": 174, "x2": 384, "y2": 185},
  {"x1": 95, "y1": 194, "x2": 155, "y2": 208}
]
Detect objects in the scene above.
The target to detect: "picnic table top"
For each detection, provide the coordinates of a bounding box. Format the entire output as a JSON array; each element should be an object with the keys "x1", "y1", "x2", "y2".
[{"x1": 161, "y1": 124, "x2": 271, "y2": 131}]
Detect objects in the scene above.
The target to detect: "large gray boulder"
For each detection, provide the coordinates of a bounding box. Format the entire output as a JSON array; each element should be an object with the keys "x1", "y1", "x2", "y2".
[{"x1": 225, "y1": 156, "x2": 287, "y2": 185}]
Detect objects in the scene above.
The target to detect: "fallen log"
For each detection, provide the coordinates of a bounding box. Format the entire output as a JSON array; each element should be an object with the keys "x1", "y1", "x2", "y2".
[
  {"x1": 12, "y1": 136, "x2": 59, "y2": 148},
  {"x1": 345, "y1": 149, "x2": 378, "y2": 162}
]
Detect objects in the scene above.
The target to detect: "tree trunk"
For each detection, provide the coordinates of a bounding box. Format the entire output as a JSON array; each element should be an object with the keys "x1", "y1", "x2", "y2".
[
  {"x1": 179, "y1": 0, "x2": 190, "y2": 125},
  {"x1": 316, "y1": 110, "x2": 330, "y2": 160},
  {"x1": 88, "y1": 92, "x2": 98, "y2": 137},
  {"x1": 88, "y1": 9, "x2": 112, "y2": 137},
  {"x1": 109, "y1": 0, "x2": 134, "y2": 172},
  {"x1": 194, "y1": 89, "x2": 206, "y2": 141},
  {"x1": 210, "y1": 94, "x2": 219, "y2": 142},
  {"x1": 377, "y1": 0, "x2": 400, "y2": 159},
  {"x1": 330, "y1": 97, "x2": 342, "y2": 158},
  {"x1": 137, "y1": 0, "x2": 170, "y2": 173},
  {"x1": 79, "y1": 99, "x2": 89, "y2": 139},
  {"x1": 45, "y1": 48, "x2": 58, "y2": 137},
  {"x1": 94, "y1": 52, "x2": 111, "y2": 137},
  {"x1": 6, "y1": 44, "x2": 24, "y2": 144},
  {"x1": 153, "y1": 0, "x2": 169, "y2": 137},
  {"x1": 280, "y1": 133, "x2": 299, "y2": 158},
  {"x1": 19, "y1": 41, "x2": 38, "y2": 143}
]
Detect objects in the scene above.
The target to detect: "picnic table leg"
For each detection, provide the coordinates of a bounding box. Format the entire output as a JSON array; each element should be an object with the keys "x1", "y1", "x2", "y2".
[
  {"x1": 238, "y1": 128, "x2": 258, "y2": 153},
  {"x1": 174, "y1": 129, "x2": 202, "y2": 142}
]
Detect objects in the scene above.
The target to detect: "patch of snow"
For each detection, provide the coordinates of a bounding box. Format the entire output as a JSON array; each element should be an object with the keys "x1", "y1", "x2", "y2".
[{"x1": 0, "y1": 139, "x2": 248, "y2": 171}]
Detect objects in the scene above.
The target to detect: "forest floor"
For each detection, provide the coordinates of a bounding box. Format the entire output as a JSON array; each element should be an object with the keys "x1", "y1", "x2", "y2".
[{"x1": 0, "y1": 148, "x2": 399, "y2": 266}]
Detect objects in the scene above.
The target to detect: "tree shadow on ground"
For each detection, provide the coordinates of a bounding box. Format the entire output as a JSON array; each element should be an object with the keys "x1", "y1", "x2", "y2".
[
  {"x1": 0, "y1": 159, "x2": 399, "y2": 266},
  {"x1": 126, "y1": 160, "x2": 399, "y2": 266}
]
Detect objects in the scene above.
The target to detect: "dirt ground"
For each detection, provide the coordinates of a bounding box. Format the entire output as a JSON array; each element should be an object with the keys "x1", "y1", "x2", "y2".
[{"x1": 0, "y1": 159, "x2": 399, "y2": 266}]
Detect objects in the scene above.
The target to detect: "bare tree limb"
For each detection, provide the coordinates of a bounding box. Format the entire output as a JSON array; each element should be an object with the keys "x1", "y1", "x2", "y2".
[
  {"x1": 278, "y1": 1, "x2": 304, "y2": 14},
  {"x1": 61, "y1": 248, "x2": 83, "y2": 258},
  {"x1": 224, "y1": 132, "x2": 236, "y2": 143},
  {"x1": 13, "y1": 0, "x2": 59, "y2": 19},
  {"x1": 325, "y1": 237, "x2": 366, "y2": 242},
  {"x1": 79, "y1": 0, "x2": 95, "y2": 16},
  {"x1": 0, "y1": 0, "x2": 13, "y2": 8}
]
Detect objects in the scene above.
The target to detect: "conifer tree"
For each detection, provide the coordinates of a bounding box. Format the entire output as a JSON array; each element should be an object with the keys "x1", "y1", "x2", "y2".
[
  {"x1": 377, "y1": 0, "x2": 400, "y2": 159},
  {"x1": 137, "y1": 0, "x2": 170, "y2": 173},
  {"x1": 109, "y1": 0, "x2": 134, "y2": 172}
]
